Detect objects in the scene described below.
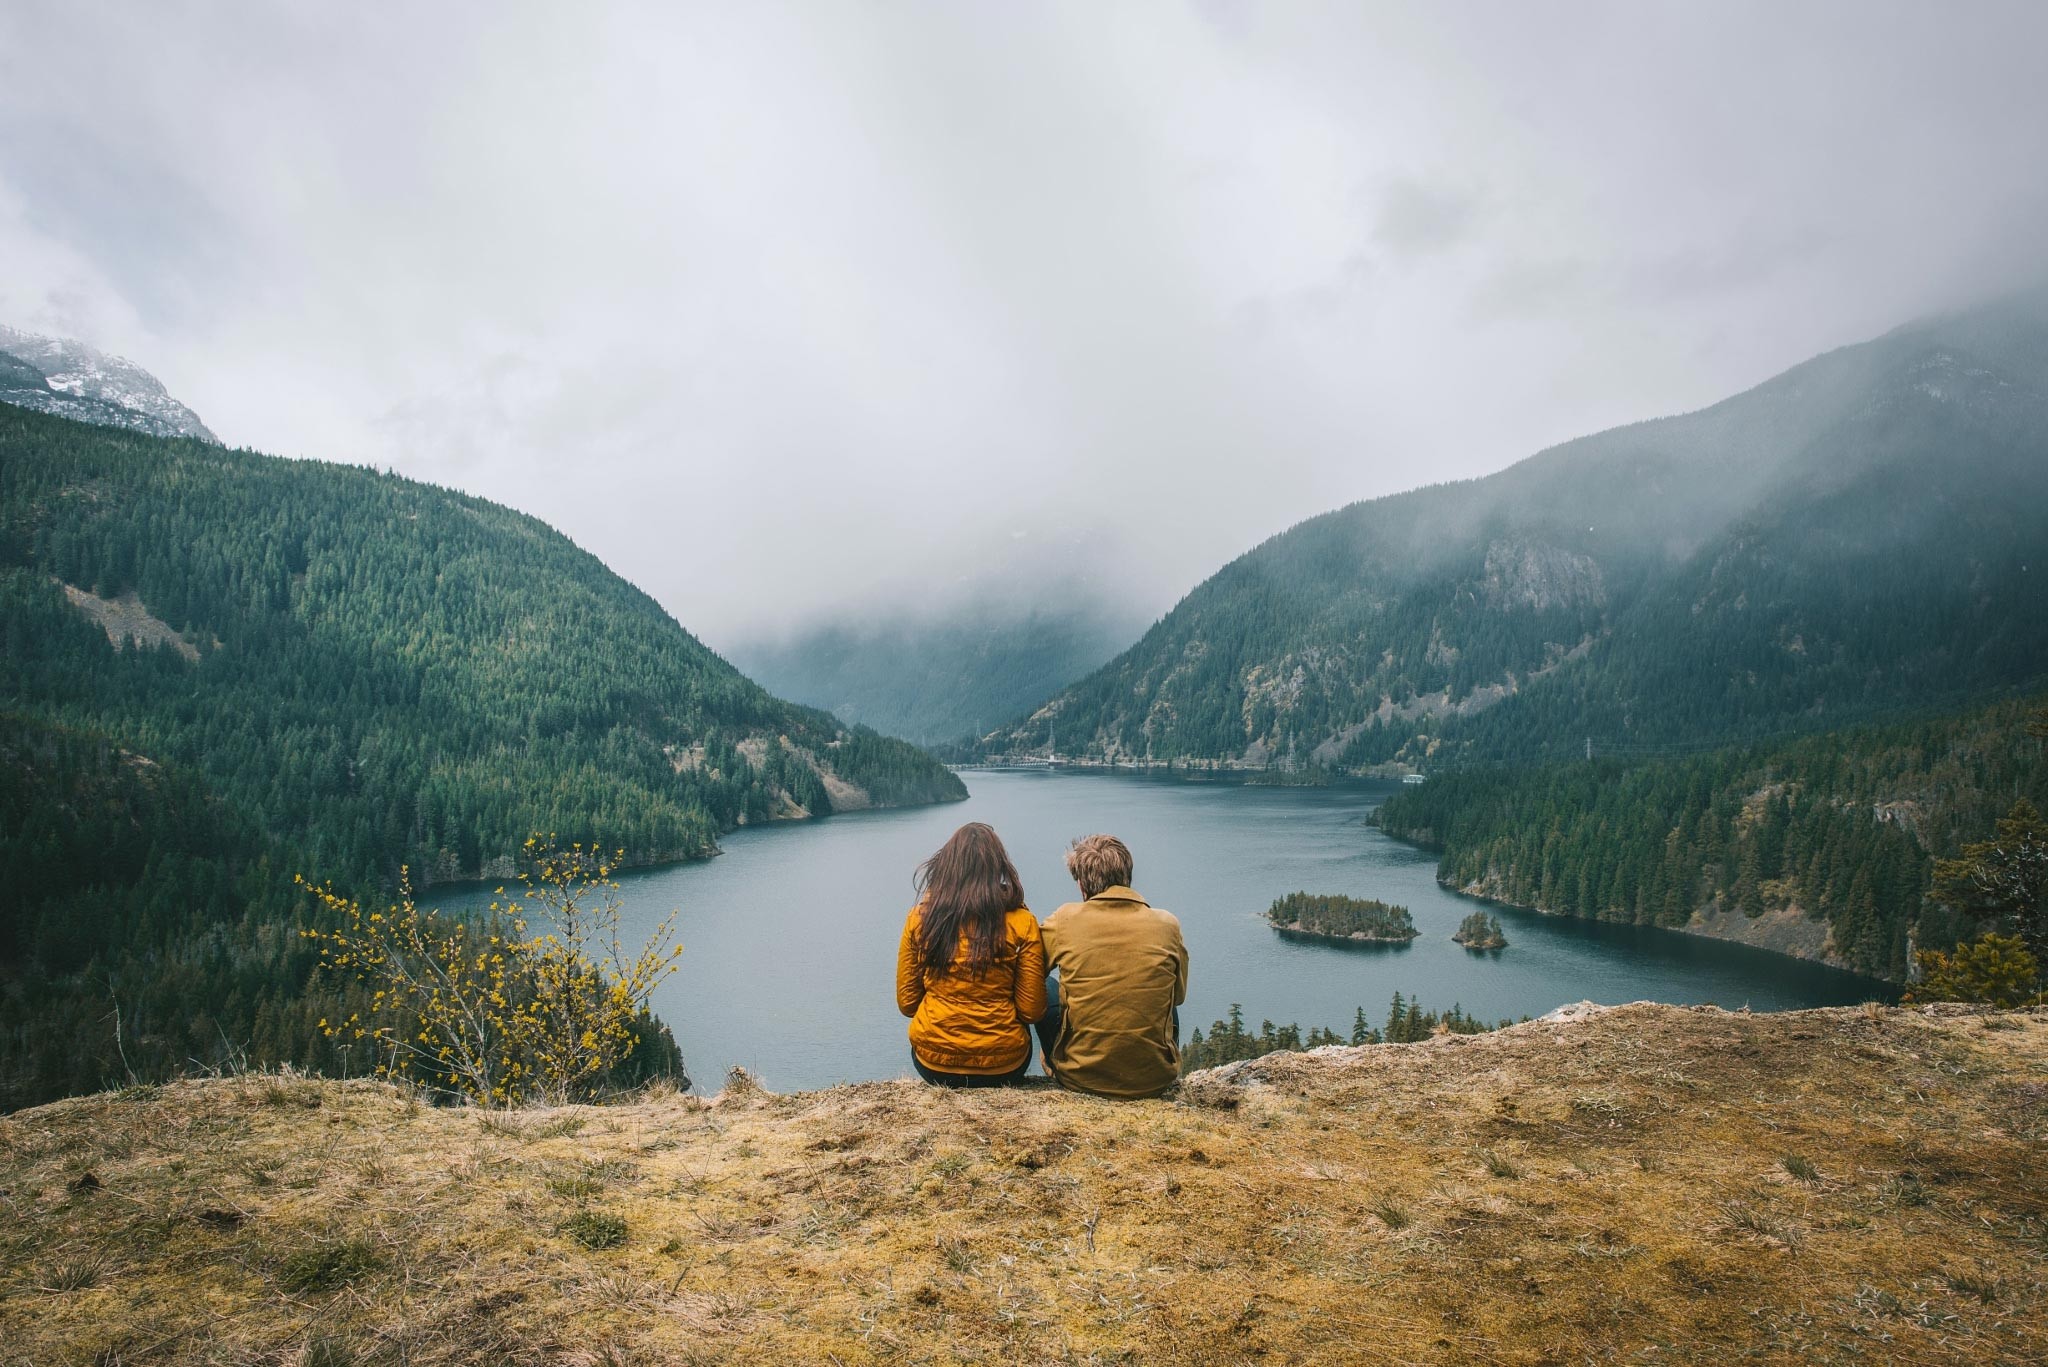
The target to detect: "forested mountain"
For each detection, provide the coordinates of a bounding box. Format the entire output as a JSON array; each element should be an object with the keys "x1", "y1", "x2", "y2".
[
  {"x1": 0, "y1": 405, "x2": 962, "y2": 1107},
  {"x1": 1371, "y1": 696, "x2": 2048, "y2": 980},
  {"x1": 975, "y1": 293, "x2": 2048, "y2": 767},
  {"x1": 0, "y1": 404, "x2": 962, "y2": 882},
  {"x1": 730, "y1": 600, "x2": 1143, "y2": 745},
  {"x1": 0, "y1": 323, "x2": 217, "y2": 442}
]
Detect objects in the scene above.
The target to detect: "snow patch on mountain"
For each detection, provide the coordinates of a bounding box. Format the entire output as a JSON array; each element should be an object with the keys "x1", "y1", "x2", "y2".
[{"x1": 0, "y1": 324, "x2": 217, "y2": 443}]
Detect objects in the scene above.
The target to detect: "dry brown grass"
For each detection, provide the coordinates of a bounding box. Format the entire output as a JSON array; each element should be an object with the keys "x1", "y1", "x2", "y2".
[{"x1": 3, "y1": 1003, "x2": 2046, "y2": 1365}]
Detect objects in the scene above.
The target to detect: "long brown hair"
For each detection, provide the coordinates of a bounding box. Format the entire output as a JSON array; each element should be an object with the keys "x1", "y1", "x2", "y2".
[{"x1": 914, "y1": 822, "x2": 1025, "y2": 976}]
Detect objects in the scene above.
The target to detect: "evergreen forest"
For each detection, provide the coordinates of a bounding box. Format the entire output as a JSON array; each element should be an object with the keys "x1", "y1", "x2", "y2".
[
  {"x1": 1183, "y1": 993, "x2": 1509, "y2": 1071},
  {"x1": 1266, "y1": 892, "x2": 1418, "y2": 941},
  {"x1": 1371, "y1": 696, "x2": 2048, "y2": 981},
  {"x1": 0, "y1": 406, "x2": 964, "y2": 1108}
]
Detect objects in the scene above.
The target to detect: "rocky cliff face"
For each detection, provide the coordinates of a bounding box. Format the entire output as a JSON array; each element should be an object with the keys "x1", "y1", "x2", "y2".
[{"x1": 0, "y1": 324, "x2": 217, "y2": 442}]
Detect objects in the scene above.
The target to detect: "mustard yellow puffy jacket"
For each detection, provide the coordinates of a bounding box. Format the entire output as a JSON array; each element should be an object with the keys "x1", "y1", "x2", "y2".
[{"x1": 895, "y1": 905, "x2": 1047, "y2": 1074}]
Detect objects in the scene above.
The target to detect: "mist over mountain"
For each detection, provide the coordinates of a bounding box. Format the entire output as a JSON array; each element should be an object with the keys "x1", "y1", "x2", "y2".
[
  {"x1": 729, "y1": 597, "x2": 1146, "y2": 746},
  {"x1": 976, "y1": 291, "x2": 2048, "y2": 768},
  {"x1": 0, "y1": 323, "x2": 217, "y2": 443}
]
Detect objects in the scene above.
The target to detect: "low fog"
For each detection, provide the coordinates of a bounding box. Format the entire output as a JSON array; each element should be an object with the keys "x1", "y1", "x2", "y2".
[{"x1": 3, "y1": 1, "x2": 2045, "y2": 645}]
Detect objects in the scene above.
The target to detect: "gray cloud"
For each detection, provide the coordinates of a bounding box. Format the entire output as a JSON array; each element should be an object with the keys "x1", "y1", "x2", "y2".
[
  {"x1": 2, "y1": 1, "x2": 2045, "y2": 645},
  {"x1": 1372, "y1": 178, "x2": 1479, "y2": 258}
]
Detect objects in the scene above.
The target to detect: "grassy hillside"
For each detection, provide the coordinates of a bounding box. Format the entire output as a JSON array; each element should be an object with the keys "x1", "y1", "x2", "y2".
[
  {"x1": 975, "y1": 293, "x2": 2048, "y2": 769},
  {"x1": 1373, "y1": 696, "x2": 2048, "y2": 980},
  {"x1": 4, "y1": 1003, "x2": 2045, "y2": 1364}
]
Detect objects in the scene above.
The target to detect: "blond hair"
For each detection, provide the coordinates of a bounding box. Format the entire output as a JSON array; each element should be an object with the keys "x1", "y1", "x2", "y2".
[{"x1": 1064, "y1": 834, "x2": 1133, "y2": 899}]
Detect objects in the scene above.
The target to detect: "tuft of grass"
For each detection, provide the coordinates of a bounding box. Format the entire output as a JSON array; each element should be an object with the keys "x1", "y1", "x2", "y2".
[
  {"x1": 530, "y1": 1114, "x2": 589, "y2": 1140},
  {"x1": 278, "y1": 1238, "x2": 384, "y2": 1295},
  {"x1": 479, "y1": 1109, "x2": 592, "y2": 1141},
  {"x1": 1782, "y1": 1154, "x2": 1820, "y2": 1183},
  {"x1": 304, "y1": 1334, "x2": 363, "y2": 1367},
  {"x1": 1476, "y1": 1147, "x2": 1521, "y2": 1179},
  {"x1": 475, "y1": 1111, "x2": 524, "y2": 1139},
  {"x1": 273, "y1": 1082, "x2": 323, "y2": 1109},
  {"x1": 937, "y1": 1234, "x2": 976, "y2": 1274},
  {"x1": 562, "y1": 1210, "x2": 629, "y2": 1250},
  {"x1": 1368, "y1": 1196, "x2": 1412, "y2": 1231},
  {"x1": 1878, "y1": 1173, "x2": 1932, "y2": 1209},
  {"x1": 1721, "y1": 1198, "x2": 1801, "y2": 1251},
  {"x1": 37, "y1": 1255, "x2": 108, "y2": 1292},
  {"x1": 1944, "y1": 1268, "x2": 2003, "y2": 1304},
  {"x1": 550, "y1": 1157, "x2": 640, "y2": 1202},
  {"x1": 242, "y1": 1155, "x2": 287, "y2": 1187}
]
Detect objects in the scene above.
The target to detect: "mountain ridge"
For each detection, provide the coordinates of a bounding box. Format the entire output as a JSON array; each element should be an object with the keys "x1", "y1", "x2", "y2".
[
  {"x1": 0, "y1": 401, "x2": 964, "y2": 885},
  {"x1": 974, "y1": 296, "x2": 2048, "y2": 769},
  {"x1": 0, "y1": 323, "x2": 218, "y2": 443}
]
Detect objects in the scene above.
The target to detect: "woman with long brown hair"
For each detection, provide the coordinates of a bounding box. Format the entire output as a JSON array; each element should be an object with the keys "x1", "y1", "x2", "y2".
[{"x1": 894, "y1": 822, "x2": 1046, "y2": 1086}]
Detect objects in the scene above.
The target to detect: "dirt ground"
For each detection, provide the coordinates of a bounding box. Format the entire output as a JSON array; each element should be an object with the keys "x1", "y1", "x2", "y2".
[{"x1": 3, "y1": 1002, "x2": 2045, "y2": 1365}]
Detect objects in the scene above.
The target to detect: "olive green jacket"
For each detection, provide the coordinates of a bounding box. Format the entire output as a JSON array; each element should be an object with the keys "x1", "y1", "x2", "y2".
[{"x1": 1040, "y1": 886, "x2": 1188, "y2": 1099}]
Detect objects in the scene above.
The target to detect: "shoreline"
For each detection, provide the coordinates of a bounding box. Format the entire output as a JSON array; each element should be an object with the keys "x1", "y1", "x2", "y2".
[
  {"x1": 1370, "y1": 824, "x2": 1899, "y2": 989},
  {"x1": 407, "y1": 785, "x2": 967, "y2": 896},
  {"x1": 1270, "y1": 922, "x2": 1420, "y2": 951}
]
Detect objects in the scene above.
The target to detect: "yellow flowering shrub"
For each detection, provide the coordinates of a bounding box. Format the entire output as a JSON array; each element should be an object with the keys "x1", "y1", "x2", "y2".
[{"x1": 299, "y1": 836, "x2": 683, "y2": 1105}]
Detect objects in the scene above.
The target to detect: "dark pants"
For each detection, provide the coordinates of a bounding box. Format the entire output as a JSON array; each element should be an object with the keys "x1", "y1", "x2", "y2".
[
  {"x1": 911, "y1": 1049, "x2": 1032, "y2": 1088},
  {"x1": 1033, "y1": 975, "x2": 1178, "y2": 1078}
]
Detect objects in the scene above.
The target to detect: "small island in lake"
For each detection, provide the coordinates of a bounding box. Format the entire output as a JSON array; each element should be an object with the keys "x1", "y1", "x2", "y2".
[
  {"x1": 1267, "y1": 891, "x2": 1419, "y2": 943},
  {"x1": 1453, "y1": 911, "x2": 1509, "y2": 950}
]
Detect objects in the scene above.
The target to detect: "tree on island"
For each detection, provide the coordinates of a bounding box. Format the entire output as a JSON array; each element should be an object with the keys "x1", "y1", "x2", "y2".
[
  {"x1": 1453, "y1": 911, "x2": 1508, "y2": 950},
  {"x1": 1266, "y1": 891, "x2": 1418, "y2": 941}
]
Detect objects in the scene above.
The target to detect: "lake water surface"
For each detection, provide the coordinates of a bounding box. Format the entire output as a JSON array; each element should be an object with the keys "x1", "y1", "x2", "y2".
[{"x1": 446, "y1": 770, "x2": 1889, "y2": 1092}]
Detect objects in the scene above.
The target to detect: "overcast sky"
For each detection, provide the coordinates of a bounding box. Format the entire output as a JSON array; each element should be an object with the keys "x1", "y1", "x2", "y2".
[{"x1": 3, "y1": 1, "x2": 2045, "y2": 644}]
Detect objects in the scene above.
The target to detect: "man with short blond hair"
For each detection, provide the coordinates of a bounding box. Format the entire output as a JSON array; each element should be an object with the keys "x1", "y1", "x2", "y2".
[{"x1": 1036, "y1": 834, "x2": 1188, "y2": 1099}]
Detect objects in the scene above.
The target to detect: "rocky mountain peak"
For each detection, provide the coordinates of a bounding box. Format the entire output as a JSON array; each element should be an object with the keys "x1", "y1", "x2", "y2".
[{"x1": 0, "y1": 323, "x2": 217, "y2": 443}]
